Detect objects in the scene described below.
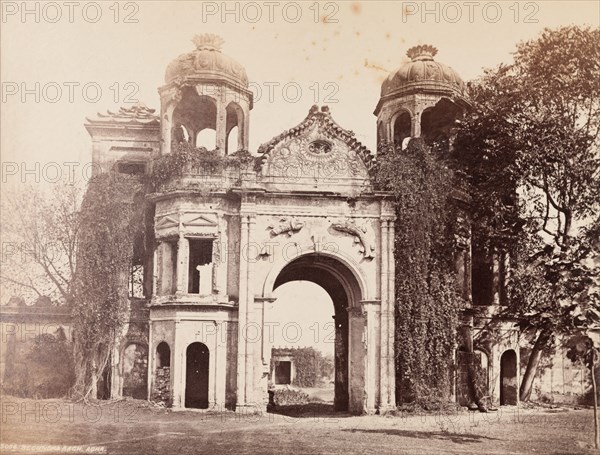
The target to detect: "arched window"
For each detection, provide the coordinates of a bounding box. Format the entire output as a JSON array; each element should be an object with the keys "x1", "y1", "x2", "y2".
[
  {"x1": 225, "y1": 102, "x2": 244, "y2": 155},
  {"x1": 156, "y1": 341, "x2": 171, "y2": 368},
  {"x1": 173, "y1": 87, "x2": 218, "y2": 150},
  {"x1": 393, "y1": 111, "x2": 411, "y2": 148}
]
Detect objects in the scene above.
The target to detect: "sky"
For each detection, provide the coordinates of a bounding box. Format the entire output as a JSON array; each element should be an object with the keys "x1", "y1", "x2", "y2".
[
  {"x1": 1, "y1": 0, "x2": 598, "y2": 352},
  {"x1": 2, "y1": 1, "x2": 599, "y2": 171}
]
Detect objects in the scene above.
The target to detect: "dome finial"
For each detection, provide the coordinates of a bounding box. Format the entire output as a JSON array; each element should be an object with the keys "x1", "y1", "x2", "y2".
[
  {"x1": 406, "y1": 44, "x2": 438, "y2": 61},
  {"x1": 192, "y1": 33, "x2": 224, "y2": 51}
]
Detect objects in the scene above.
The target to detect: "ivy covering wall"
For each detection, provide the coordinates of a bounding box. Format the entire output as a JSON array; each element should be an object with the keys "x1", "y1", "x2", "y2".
[
  {"x1": 373, "y1": 139, "x2": 465, "y2": 406},
  {"x1": 71, "y1": 173, "x2": 144, "y2": 399}
]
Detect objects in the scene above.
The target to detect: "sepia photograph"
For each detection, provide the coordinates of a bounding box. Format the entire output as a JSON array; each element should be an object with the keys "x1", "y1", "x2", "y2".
[{"x1": 1, "y1": 1, "x2": 599, "y2": 453}]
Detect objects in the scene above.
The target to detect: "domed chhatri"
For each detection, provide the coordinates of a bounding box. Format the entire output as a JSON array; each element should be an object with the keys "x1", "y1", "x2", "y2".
[
  {"x1": 164, "y1": 33, "x2": 248, "y2": 87},
  {"x1": 381, "y1": 44, "x2": 465, "y2": 97}
]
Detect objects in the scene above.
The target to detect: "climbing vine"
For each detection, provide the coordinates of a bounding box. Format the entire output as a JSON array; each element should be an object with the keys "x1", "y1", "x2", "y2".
[
  {"x1": 71, "y1": 172, "x2": 145, "y2": 399},
  {"x1": 148, "y1": 142, "x2": 255, "y2": 191},
  {"x1": 71, "y1": 145, "x2": 254, "y2": 399},
  {"x1": 373, "y1": 139, "x2": 465, "y2": 406}
]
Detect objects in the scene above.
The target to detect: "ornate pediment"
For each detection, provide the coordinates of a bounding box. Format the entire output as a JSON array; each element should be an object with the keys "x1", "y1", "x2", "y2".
[
  {"x1": 255, "y1": 106, "x2": 374, "y2": 192},
  {"x1": 155, "y1": 212, "x2": 219, "y2": 239},
  {"x1": 182, "y1": 213, "x2": 218, "y2": 228},
  {"x1": 155, "y1": 215, "x2": 179, "y2": 230}
]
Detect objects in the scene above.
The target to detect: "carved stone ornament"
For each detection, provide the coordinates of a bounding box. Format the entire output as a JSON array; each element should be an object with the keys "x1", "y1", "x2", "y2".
[
  {"x1": 308, "y1": 140, "x2": 332, "y2": 155},
  {"x1": 268, "y1": 217, "x2": 304, "y2": 237},
  {"x1": 331, "y1": 219, "x2": 375, "y2": 259}
]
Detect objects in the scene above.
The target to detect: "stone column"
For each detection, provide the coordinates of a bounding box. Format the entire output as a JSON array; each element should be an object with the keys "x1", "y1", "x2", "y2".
[
  {"x1": 379, "y1": 219, "x2": 389, "y2": 410},
  {"x1": 244, "y1": 215, "x2": 256, "y2": 405},
  {"x1": 160, "y1": 100, "x2": 177, "y2": 155},
  {"x1": 215, "y1": 322, "x2": 227, "y2": 409},
  {"x1": 386, "y1": 218, "x2": 396, "y2": 409},
  {"x1": 207, "y1": 322, "x2": 218, "y2": 408},
  {"x1": 216, "y1": 92, "x2": 227, "y2": 154},
  {"x1": 347, "y1": 306, "x2": 367, "y2": 414},
  {"x1": 236, "y1": 215, "x2": 249, "y2": 408},
  {"x1": 176, "y1": 234, "x2": 189, "y2": 295},
  {"x1": 241, "y1": 102, "x2": 250, "y2": 150},
  {"x1": 172, "y1": 320, "x2": 183, "y2": 408},
  {"x1": 411, "y1": 111, "x2": 421, "y2": 137},
  {"x1": 362, "y1": 301, "x2": 381, "y2": 413},
  {"x1": 147, "y1": 323, "x2": 153, "y2": 400},
  {"x1": 152, "y1": 243, "x2": 160, "y2": 296}
]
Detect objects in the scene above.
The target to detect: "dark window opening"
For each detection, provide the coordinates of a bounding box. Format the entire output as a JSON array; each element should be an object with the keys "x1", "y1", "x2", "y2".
[
  {"x1": 500, "y1": 350, "x2": 518, "y2": 405},
  {"x1": 393, "y1": 111, "x2": 411, "y2": 148},
  {"x1": 420, "y1": 99, "x2": 462, "y2": 153},
  {"x1": 275, "y1": 361, "x2": 292, "y2": 385},
  {"x1": 188, "y1": 239, "x2": 214, "y2": 294},
  {"x1": 472, "y1": 239, "x2": 493, "y2": 306},
  {"x1": 156, "y1": 342, "x2": 171, "y2": 368},
  {"x1": 117, "y1": 161, "x2": 146, "y2": 176}
]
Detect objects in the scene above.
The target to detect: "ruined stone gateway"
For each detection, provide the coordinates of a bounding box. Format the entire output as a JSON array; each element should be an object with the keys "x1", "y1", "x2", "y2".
[{"x1": 80, "y1": 35, "x2": 530, "y2": 414}]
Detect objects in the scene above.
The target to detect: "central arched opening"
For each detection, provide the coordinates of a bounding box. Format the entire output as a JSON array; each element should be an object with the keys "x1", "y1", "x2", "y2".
[
  {"x1": 269, "y1": 253, "x2": 364, "y2": 413},
  {"x1": 185, "y1": 342, "x2": 209, "y2": 409}
]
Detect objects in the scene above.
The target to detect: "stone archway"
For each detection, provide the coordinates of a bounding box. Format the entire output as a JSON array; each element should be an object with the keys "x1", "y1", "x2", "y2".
[
  {"x1": 268, "y1": 252, "x2": 367, "y2": 413},
  {"x1": 185, "y1": 342, "x2": 210, "y2": 409}
]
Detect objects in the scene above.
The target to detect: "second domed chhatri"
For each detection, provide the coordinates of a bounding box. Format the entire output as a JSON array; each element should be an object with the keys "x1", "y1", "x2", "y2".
[
  {"x1": 381, "y1": 44, "x2": 466, "y2": 98},
  {"x1": 164, "y1": 33, "x2": 249, "y2": 87}
]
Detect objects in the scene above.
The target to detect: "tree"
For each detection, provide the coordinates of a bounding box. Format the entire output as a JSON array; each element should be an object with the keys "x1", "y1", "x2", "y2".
[
  {"x1": 567, "y1": 330, "x2": 600, "y2": 449},
  {"x1": 71, "y1": 173, "x2": 144, "y2": 399},
  {"x1": 454, "y1": 26, "x2": 600, "y2": 402},
  {"x1": 0, "y1": 181, "x2": 81, "y2": 305}
]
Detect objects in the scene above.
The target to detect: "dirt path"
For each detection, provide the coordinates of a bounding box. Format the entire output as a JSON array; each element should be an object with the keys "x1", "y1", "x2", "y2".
[{"x1": 0, "y1": 398, "x2": 596, "y2": 454}]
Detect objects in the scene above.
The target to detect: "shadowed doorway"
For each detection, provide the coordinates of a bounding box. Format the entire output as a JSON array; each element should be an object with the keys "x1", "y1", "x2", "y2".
[
  {"x1": 500, "y1": 349, "x2": 518, "y2": 405},
  {"x1": 185, "y1": 342, "x2": 209, "y2": 409}
]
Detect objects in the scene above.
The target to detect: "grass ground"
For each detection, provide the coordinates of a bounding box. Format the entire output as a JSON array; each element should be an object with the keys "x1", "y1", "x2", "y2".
[{"x1": 0, "y1": 396, "x2": 597, "y2": 455}]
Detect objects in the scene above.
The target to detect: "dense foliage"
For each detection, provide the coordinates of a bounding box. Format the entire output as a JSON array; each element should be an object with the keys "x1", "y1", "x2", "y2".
[
  {"x1": 71, "y1": 173, "x2": 144, "y2": 399},
  {"x1": 454, "y1": 25, "x2": 600, "y2": 402},
  {"x1": 148, "y1": 142, "x2": 255, "y2": 191},
  {"x1": 2, "y1": 331, "x2": 75, "y2": 398},
  {"x1": 270, "y1": 347, "x2": 333, "y2": 388},
  {"x1": 373, "y1": 139, "x2": 465, "y2": 404}
]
